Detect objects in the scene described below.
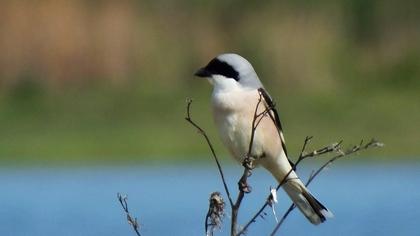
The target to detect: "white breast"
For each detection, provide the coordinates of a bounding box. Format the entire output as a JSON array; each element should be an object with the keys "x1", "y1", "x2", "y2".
[{"x1": 211, "y1": 89, "x2": 263, "y2": 162}]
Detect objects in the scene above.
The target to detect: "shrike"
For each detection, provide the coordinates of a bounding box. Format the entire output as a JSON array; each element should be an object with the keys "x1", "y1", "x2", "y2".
[{"x1": 195, "y1": 53, "x2": 332, "y2": 225}]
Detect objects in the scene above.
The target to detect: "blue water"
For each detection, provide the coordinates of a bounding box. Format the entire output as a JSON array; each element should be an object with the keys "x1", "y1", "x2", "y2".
[{"x1": 1, "y1": 163, "x2": 419, "y2": 236}]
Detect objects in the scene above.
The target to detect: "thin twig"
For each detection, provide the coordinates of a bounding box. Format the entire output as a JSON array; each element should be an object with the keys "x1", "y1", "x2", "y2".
[
  {"x1": 117, "y1": 193, "x2": 142, "y2": 236},
  {"x1": 185, "y1": 98, "x2": 234, "y2": 207},
  {"x1": 269, "y1": 138, "x2": 383, "y2": 236}
]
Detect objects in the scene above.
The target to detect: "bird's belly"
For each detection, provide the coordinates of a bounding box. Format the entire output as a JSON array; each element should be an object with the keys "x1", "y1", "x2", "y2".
[
  {"x1": 212, "y1": 89, "x2": 267, "y2": 163},
  {"x1": 216, "y1": 112, "x2": 263, "y2": 163}
]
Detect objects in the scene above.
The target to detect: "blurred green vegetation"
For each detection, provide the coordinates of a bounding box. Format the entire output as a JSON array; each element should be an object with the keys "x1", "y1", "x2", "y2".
[{"x1": 0, "y1": 0, "x2": 419, "y2": 164}]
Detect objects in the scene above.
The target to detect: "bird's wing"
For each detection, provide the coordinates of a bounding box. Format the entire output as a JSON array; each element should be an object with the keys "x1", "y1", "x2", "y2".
[{"x1": 258, "y1": 87, "x2": 295, "y2": 168}]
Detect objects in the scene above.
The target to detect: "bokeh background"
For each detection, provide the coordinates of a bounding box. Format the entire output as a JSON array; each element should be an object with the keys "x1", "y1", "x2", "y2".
[
  {"x1": 1, "y1": 1, "x2": 420, "y2": 236},
  {"x1": 0, "y1": 0, "x2": 419, "y2": 164}
]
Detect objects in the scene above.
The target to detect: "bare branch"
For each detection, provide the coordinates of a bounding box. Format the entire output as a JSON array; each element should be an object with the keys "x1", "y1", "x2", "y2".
[
  {"x1": 237, "y1": 137, "x2": 342, "y2": 235},
  {"x1": 185, "y1": 98, "x2": 234, "y2": 207},
  {"x1": 295, "y1": 137, "x2": 343, "y2": 167},
  {"x1": 269, "y1": 138, "x2": 384, "y2": 235},
  {"x1": 306, "y1": 139, "x2": 383, "y2": 186},
  {"x1": 117, "y1": 193, "x2": 142, "y2": 236},
  {"x1": 238, "y1": 138, "x2": 382, "y2": 236}
]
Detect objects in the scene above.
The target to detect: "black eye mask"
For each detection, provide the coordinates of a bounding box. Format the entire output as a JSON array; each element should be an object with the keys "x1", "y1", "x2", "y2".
[{"x1": 199, "y1": 58, "x2": 239, "y2": 81}]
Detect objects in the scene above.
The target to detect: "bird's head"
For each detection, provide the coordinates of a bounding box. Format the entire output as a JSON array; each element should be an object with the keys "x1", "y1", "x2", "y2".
[{"x1": 194, "y1": 53, "x2": 262, "y2": 91}]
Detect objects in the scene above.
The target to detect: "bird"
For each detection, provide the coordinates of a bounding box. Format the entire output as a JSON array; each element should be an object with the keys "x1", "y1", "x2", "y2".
[{"x1": 194, "y1": 53, "x2": 333, "y2": 225}]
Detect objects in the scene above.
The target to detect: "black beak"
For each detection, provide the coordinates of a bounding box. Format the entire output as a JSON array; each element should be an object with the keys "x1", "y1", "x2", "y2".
[{"x1": 194, "y1": 67, "x2": 212, "y2": 78}]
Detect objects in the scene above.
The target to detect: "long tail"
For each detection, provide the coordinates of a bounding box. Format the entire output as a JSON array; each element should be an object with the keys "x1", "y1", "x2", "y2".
[{"x1": 282, "y1": 178, "x2": 333, "y2": 225}]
